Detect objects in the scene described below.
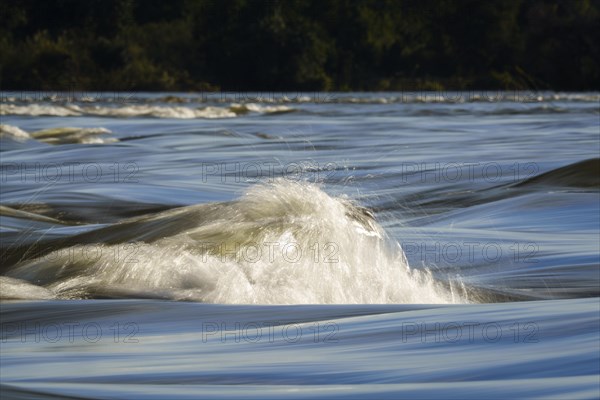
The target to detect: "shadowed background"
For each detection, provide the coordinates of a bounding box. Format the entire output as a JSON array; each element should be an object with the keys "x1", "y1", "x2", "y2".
[{"x1": 1, "y1": 0, "x2": 599, "y2": 91}]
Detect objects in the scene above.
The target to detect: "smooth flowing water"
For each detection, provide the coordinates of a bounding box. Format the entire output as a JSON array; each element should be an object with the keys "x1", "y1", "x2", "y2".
[{"x1": 1, "y1": 92, "x2": 599, "y2": 399}]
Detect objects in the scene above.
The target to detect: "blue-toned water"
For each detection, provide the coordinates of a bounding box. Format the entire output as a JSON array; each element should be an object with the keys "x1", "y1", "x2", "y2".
[{"x1": 1, "y1": 92, "x2": 599, "y2": 399}]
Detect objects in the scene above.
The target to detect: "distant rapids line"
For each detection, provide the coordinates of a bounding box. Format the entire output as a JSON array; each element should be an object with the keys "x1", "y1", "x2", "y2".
[{"x1": 0, "y1": 103, "x2": 294, "y2": 119}]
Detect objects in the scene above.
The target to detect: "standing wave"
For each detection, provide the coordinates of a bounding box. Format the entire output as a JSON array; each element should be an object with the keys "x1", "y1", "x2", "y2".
[{"x1": 5, "y1": 180, "x2": 465, "y2": 304}]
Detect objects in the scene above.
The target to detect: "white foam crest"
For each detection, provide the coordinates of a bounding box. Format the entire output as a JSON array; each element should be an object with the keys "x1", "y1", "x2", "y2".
[
  {"x1": 7, "y1": 180, "x2": 464, "y2": 304},
  {"x1": 33, "y1": 127, "x2": 117, "y2": 144},
  {"x1": 0, "y1": 276, "x2": 55, "y2": 300},
  {"x1": 81, "y1": 105, "x2": 236, "y2": 119},
  {"x1": 0, "y1": 104, "x2": 82, "y2": 116},
  {"x1": 1, "y1": 124, "x2": 117, "y2": 144},
  {"x1": 0, "y1": 104, "x2": 238, "y2": 118},
  {"x1": 238, "y1": 103, "x2": 293, "y2": 114},
  {"x1": 0, "y1": 124, "x2": 31, "y2": 140}
]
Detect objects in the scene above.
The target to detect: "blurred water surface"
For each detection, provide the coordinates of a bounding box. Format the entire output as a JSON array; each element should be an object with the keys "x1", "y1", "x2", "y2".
[{"x1": 1, "y1": 92, "x2": 599, "y2": 398}]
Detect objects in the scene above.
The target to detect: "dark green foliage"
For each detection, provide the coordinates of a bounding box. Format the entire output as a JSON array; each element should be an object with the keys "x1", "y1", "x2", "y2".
[{"x1": 0, "y1": 0, "x2": 598, "y2": 90}]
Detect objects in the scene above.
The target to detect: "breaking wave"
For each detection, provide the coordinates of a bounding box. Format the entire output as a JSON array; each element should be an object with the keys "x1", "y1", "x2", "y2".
[{"x1": 4, "y1": 180, "x2": 464, "y2": 304}]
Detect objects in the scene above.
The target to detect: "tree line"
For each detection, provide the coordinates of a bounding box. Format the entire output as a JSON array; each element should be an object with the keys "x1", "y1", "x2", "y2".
[{"x1": 1, "y1": 0, "x2": 598, "y2": 91}]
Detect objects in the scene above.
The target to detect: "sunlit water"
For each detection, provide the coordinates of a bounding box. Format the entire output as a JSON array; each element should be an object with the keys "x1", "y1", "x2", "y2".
[{"x1": 1, "y1": 92, "x2": 599, "y2": 398}]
